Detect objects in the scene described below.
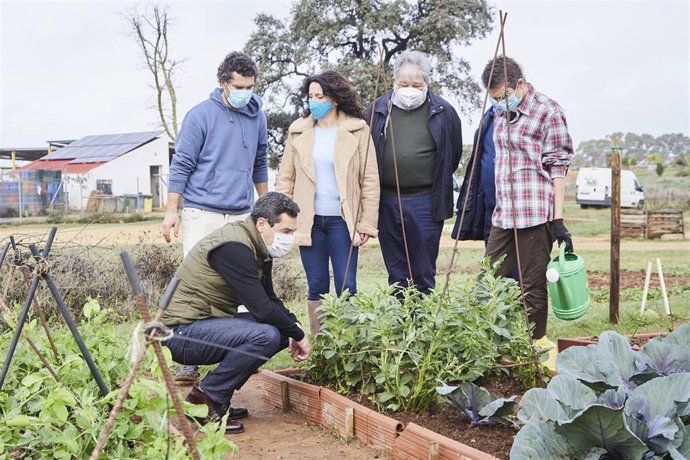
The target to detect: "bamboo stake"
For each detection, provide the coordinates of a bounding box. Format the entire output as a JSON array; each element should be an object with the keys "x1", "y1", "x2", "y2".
[
  {"x1": 640, "y1": 261, "x2": 652, "y2": 315},
  {"x1": 656, "y1": 258, "x2": 671, "y2": 315}
]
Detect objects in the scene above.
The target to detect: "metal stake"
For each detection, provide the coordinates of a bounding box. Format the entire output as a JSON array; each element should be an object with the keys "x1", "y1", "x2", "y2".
[{"x1": 0, "y1": 227, "x2": 108, "y2": 397}]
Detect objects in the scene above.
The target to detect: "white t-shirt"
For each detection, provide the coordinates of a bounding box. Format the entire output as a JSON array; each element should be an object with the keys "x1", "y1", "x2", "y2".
[{"x1": 312, "y1": 126, "x2": 341, "y2": 216}]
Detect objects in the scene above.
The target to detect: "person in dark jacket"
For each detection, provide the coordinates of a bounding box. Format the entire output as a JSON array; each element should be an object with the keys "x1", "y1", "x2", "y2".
[
  {"x1": 452, "y1": 107, "x2": 496, "y2": 243},
  {"x1": 452, "y1": 107, "x2": 520, "y2": 282},
  {"x1": 368, "y1": 50, "x2": 462, "y2": 294}
]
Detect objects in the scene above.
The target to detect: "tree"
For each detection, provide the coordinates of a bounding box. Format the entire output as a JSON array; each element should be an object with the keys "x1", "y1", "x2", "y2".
[
  {"x1": 244, "y1": 0, "x2": 493, "y2": 162},
  {"x1": 656, "y1": 162, "x2": 665, "y2": 177},
  {"x1": 648, "y1": 152, "x2": 662, "y2": 164},
  {"x1": 575, "y1": 133, "x2": 690, "y2": 167},
  {"x1": 125, "y1": 4, "x2": 182, "y2": 141}
]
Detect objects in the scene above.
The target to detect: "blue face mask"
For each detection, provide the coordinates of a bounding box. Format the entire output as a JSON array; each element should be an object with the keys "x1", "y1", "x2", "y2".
[
  {"x1": 489, "y1": 91, "x2": 522, "y2": 113},
  {"x1": 309, "y1": 100, "x2": 334, "y2": 120},
  {"x1": 227, "y1": 88, "x2": 252, "y2": 109}
]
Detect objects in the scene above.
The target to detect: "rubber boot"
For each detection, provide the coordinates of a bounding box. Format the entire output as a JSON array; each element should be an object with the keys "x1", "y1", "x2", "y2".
[
  {"x1": 534, "y1": 336, "x2": 558, "y2": 373},
  {"x1": 307, "y1": 300, "x2": 323, "y2": 338}
]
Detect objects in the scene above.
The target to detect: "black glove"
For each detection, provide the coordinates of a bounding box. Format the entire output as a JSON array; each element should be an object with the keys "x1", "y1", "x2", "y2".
[{"x1": 551, "y1": 219, "x2": 574, "y2": 253}]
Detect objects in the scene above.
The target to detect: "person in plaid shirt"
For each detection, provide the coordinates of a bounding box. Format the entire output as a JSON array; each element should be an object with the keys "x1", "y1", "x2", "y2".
[{"x1": 482, "y1": 56, "x2": 574, "y2": 341}]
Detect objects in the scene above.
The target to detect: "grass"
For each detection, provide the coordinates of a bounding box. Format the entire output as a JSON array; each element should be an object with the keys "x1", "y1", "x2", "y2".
[{"x1": 3, "y1": 194, "x2": 688, "y2": 373}]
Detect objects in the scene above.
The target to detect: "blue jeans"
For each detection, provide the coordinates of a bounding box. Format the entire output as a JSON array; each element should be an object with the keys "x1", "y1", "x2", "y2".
[
  {"x1": 299, "y1": 215, "x2": 359, "y2": 301},
  {"x1": 379, "y1": 193, "x2": 444, "y2": 294},
  {"x1": 164, "y1": 313, "x2": 287, "y2": 407}
]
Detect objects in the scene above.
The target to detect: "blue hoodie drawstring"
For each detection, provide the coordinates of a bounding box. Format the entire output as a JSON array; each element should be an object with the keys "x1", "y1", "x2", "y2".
[{"x1": 224, "y1": 106, "x2": 248, "y2": 148}]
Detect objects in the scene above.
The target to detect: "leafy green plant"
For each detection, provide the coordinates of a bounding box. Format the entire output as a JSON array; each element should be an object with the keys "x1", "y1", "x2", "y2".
[
  {"x1": 308, "y1": 258, "x2": 536, "y2": 412},
  {"x1": 511, "y1": 327, "x2": 690, "y2": 460},
  {"x1": 0, "y1": 299, "x2": 236, "y2": 458},
  {"x1": 436, "y1": 382, "x2": 517, "y2": 428}
]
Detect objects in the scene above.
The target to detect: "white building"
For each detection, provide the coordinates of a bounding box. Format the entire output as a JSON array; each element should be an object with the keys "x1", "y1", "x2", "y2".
[{"x1": 22, "y1": 131, "x2": 169, "y2": 211}]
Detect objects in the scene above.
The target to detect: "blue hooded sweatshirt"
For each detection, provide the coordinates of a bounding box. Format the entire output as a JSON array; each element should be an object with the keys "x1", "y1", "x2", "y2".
[{"x1": 169, "y1": 87, "x2": 268, "y2": 214}]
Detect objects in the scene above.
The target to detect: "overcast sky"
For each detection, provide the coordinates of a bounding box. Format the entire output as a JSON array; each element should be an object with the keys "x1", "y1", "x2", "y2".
[{"x1": 1, "y1": 0, "x2": 688, "y2": 149}]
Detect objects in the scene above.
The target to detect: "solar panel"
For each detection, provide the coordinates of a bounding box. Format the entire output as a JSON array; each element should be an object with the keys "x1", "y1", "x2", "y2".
[{"x1": 42, "y1": 130, "x2": 162, "y2": 162}]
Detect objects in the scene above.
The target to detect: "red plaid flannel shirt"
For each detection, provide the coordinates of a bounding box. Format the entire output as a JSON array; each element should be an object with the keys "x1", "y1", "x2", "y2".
[{"x1": 492, "y1": 84, "x2": 573, "y2": 229}]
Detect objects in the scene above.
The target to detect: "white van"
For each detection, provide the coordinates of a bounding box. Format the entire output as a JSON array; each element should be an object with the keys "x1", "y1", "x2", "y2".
[{"x1": 575, "y1": 167, "x2": 645, "y2": 209}]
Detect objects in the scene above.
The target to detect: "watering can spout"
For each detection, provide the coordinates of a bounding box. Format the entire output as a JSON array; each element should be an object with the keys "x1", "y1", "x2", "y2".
[{"x1": 547, "y1": 242, "x2": 590, "y2": 321}]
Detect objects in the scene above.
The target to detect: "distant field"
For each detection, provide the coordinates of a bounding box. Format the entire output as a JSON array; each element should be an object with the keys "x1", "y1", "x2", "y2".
[{"x1": 565, "y1": 164, "x2": 690, "y2": 210}]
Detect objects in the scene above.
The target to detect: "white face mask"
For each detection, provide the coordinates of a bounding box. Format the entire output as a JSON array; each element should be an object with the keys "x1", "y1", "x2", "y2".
[
  {"x1": 267, "y1": 231, "x2": 295, "y2": 258},
  {"x1": 392, "y1": 86, "x2": 428, "y2": 110}
]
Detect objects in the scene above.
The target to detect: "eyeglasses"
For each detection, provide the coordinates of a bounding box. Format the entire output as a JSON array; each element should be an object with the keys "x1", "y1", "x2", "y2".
[{"x1": 490, "y1": 80, "x2": 523, "y2": 102}]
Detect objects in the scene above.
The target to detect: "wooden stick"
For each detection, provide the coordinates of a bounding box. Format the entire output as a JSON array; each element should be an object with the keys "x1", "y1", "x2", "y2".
[
  {"x1": 640, "y1": 261, "x2": 652, "y2": 315},
  {"x1": 609, "y1": 143, "x2": 622, "y2": 323},
  {"x1": 656, "y1": 258, "x2": 671, "y2": 315},
  {"x1": 428, "y1": 441, "x2": 440, "y2": 460},
  {"x1": 344, "y1": 407, "x2": 354, "y2": 439}
]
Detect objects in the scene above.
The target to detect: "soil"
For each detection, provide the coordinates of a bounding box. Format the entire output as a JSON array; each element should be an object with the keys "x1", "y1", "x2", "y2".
[
  {"x1": 388, "y1": 375, "x2": 522, "y2": 460},
  {"x1": 563, "y1": 331, "x2": 668, "y2": 351},
  {"x1": 178, "y1": 375, "x2": 384, "y2": 459},
  {"x1": 315, "y1": 374, "x2": 524, "y2": 460},
  {"x1": 587, "y1": 269, "x2": 690, "y2": 290}
]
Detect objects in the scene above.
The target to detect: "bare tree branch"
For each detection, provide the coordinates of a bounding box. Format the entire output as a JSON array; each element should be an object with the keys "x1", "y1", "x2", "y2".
[{"x1": 124, "y1": 4, "x2": 181, "y2": 141}]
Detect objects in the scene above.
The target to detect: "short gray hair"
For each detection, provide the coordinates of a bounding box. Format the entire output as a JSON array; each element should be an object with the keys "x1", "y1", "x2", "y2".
[{"x1": 393, "y1": 51, "x2": 432, "y2": 82}]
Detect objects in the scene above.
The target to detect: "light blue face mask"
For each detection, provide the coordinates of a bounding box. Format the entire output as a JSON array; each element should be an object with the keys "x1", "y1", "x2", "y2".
[
  {"x1": 227, "y1": 88, "x2": 252, "y2": 109},
  {"x1": 309, "y1": 100, "x2": 334, "y2": 120},
  {"x1": 489, "y1": 89, "x2": 522, "y2": 113}
]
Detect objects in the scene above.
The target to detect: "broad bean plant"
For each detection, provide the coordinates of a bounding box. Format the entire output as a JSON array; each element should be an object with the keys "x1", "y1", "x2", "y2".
[
  {"x1": 308, "y1": 259, "x2": 537, "y2": 412},
  {"x1": 0, "y1": 299, "x2": 236, "y2": 459}
]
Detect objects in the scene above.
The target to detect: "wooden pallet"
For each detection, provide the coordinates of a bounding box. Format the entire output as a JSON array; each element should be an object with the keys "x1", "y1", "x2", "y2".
[
  {"x1": 620, "y1": 209, "x2": 685, "y2": 239},
  {"x1": 621, "y1": 210, "x2": 646, "y2": 238},
  {"x1": 646, "y1": 210, "x2": 684, "y2": 238}
]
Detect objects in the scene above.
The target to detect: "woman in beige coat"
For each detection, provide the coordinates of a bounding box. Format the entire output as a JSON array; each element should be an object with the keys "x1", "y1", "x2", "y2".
[{"x1": 276, "y1": 70, "x2": 379, "y2": 337}]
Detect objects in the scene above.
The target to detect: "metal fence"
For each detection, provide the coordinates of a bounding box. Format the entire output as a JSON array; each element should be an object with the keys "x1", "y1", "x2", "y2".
[{"x1": 0, "y1": 169, "x2": 66, "y2": 218}]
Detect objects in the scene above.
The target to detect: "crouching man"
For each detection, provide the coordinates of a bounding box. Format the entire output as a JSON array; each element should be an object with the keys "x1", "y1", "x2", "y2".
[{"x1": 162, "y1": 192, "x2": 310, "y2": 434}]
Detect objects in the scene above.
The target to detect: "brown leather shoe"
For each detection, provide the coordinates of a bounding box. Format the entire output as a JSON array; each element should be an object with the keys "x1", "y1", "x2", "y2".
[{"x1": 185, "y1": 384, "x2": 246, "y2": 434}]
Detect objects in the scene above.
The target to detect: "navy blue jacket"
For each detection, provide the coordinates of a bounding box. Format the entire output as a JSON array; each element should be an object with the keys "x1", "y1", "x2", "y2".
[
  {"x1": 452, "y1": 109, "x2": 495, "y2": 241},
  {"x1": 367, "y1": 89, "x2": 463, "y2": 222}
]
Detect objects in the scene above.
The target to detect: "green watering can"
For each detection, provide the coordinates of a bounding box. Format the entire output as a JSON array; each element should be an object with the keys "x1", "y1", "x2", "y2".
[{"x1": 546, "y1": 242, "x2": 590, "y2": 320}]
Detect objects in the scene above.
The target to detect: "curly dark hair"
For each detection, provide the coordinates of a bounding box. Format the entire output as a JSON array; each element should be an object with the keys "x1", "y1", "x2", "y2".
[
  {"x1": 301, "y1": 70, "x2": 365, "y2": 119},
  {"x1": 217, "y1": 51, "x2": 258, "y2": 83}
]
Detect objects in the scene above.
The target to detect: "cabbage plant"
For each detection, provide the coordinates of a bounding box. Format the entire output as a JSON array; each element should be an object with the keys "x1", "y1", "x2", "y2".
[
  {"x1": 511, "y1": 325, "x2": 690, "y2": 460},
  {"x1": 436, "y1": 382, "x2": 518, "y2": 428}
]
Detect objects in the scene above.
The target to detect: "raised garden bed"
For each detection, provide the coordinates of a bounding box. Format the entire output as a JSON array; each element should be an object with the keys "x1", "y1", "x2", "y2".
[
  {"x1": 262, "y1": 368, "x2": 505, "y2": 460},
  {"x1": 557, "y1": 331, "x2": 668, "y2": 352}
]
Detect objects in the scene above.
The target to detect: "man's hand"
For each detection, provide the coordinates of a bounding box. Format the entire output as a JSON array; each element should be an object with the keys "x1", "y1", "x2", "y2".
[
  {"x1": 288, "y1": 323, "x2": 310, "y2": 361},
  {"x1": 162, "y1": 211, "x2": 180, "y2": 243},
  {"x1": 551, "y1": 218, "x2": 573, "y2": 253},
  {"x1": 288, "y1": 337, "x2": 310, "y2": 361}
]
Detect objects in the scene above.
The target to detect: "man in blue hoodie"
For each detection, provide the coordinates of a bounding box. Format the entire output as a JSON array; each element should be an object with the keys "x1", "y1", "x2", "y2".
[{"x1": 162, "y1": 51, "x2": 269, "y2": 382}]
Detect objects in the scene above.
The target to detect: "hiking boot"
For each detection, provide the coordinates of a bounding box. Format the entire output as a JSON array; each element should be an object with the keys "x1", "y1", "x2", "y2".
[
  {"x1": 175, "y1": 365, "x2": 200, "y2": 385},
  {"x1": 185, "y1": 384, "x2": 246, "y2": 434}
]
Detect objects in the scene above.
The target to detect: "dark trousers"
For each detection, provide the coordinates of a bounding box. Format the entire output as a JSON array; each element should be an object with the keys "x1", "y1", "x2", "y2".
[
  {"x1": 379, "y1": 193, "x2": 444, "y2": 294},
  {"x1": 486, "y1": 224, "x2": 553, "y2": 339},
  {"x1": 164, "y1": 313, "x2": 287, "y2": 407},
  {"x1": 299, "y1": 215, "x2": 359, "y2": 301}
]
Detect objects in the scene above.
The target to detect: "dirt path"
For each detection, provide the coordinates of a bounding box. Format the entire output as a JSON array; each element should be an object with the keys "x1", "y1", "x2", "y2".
[
  {"x1": 439, "y1": 233, "x2": 690, "y2": 251},
  {"x1": 2, "y1": 221, "x2": 689, "y2": 252},
  {"x1": 190, "y1": 375, "x2": 383, "y2": 459},
  {"x1": 0, "y1": 221, "x2": 165, "y2": 246}
]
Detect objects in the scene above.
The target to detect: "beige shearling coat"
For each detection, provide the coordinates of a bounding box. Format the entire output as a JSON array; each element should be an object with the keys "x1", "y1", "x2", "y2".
[{"x1": 276, "y1": 112, "x2": 380, "y2": 246}]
